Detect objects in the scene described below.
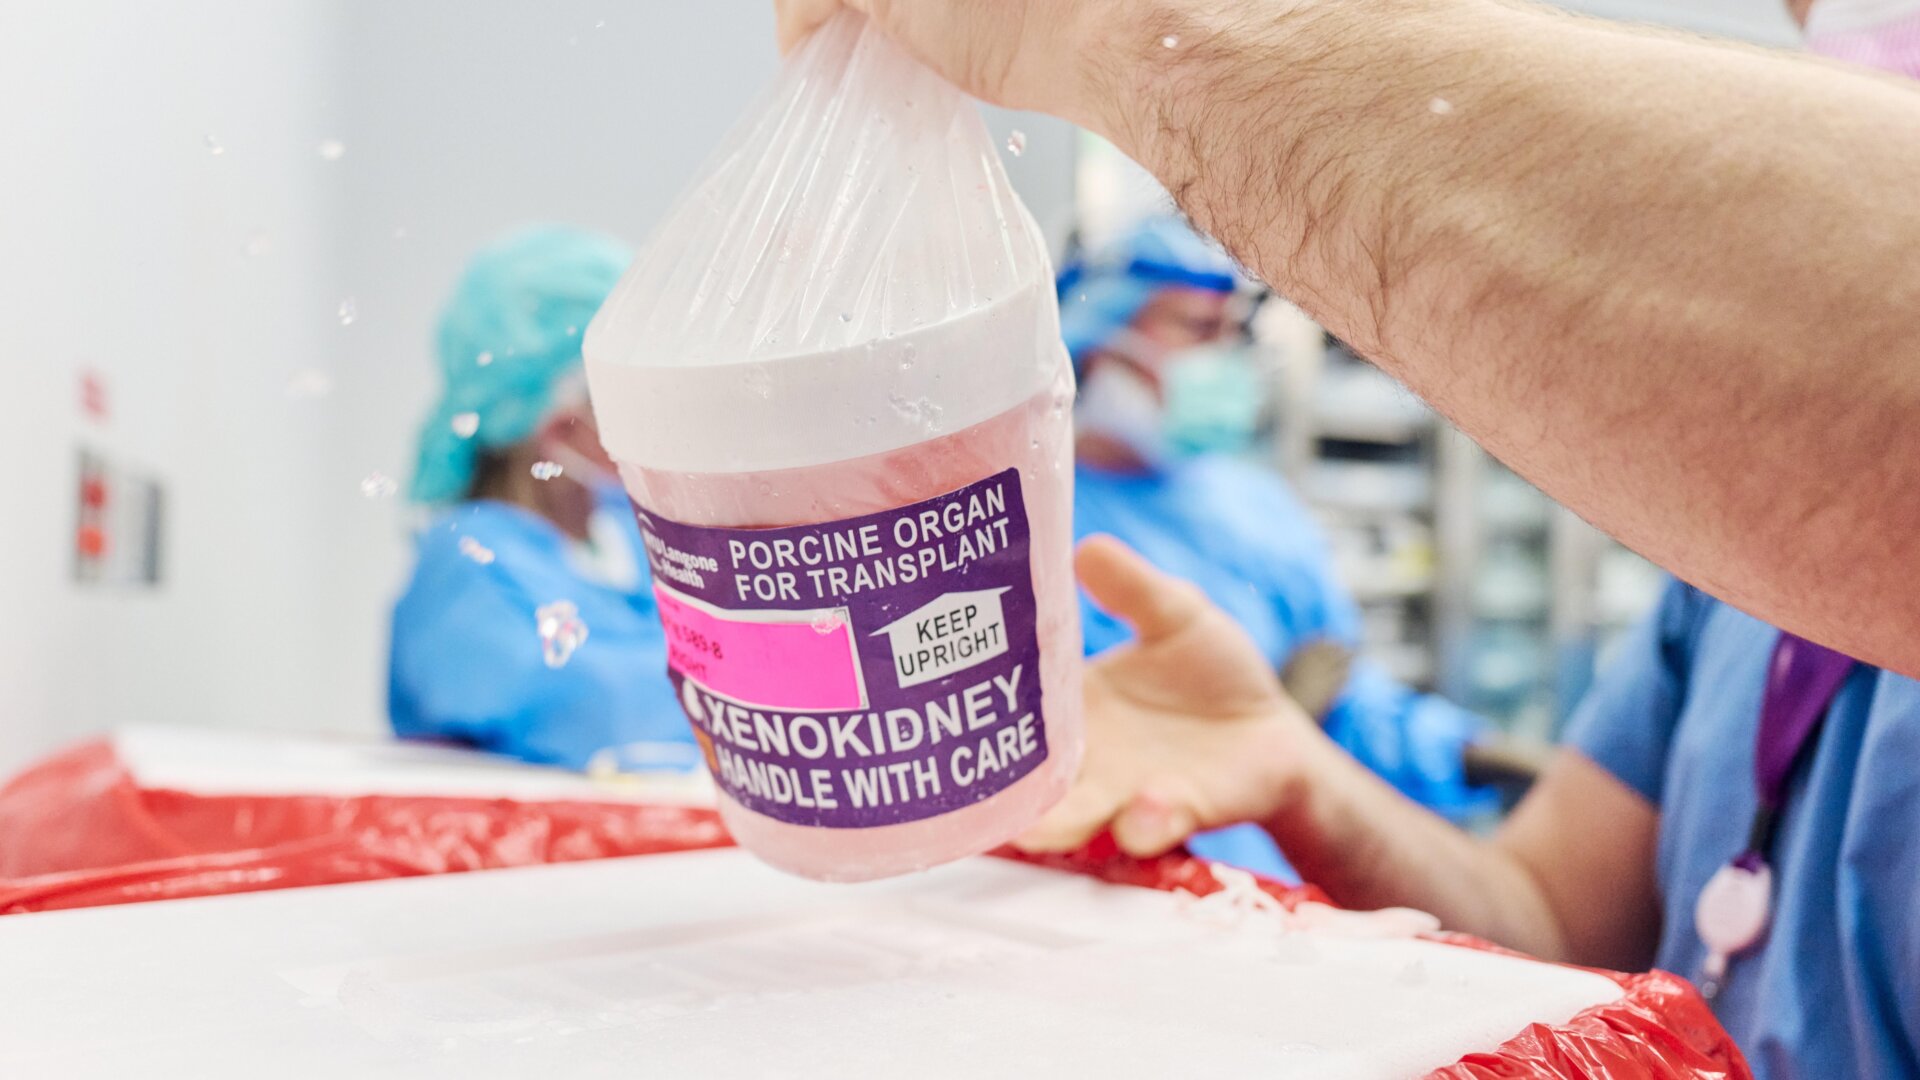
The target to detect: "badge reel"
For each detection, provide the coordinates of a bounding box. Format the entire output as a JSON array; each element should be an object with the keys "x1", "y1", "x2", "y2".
[{"x1": 1693, "y1": 853, "x2": 1772, "y2": 1000}]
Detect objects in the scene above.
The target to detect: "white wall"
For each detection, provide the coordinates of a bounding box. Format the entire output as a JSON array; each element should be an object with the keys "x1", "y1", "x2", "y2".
[
  {"x1": 1560, "y1": 0, "x2": 1801, "y2": 43},
  {"x1": 0, "y1": 1, "x2": 352, "y2": 774}
]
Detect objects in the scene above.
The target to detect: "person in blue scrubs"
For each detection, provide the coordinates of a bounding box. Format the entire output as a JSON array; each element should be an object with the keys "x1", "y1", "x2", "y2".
[
  {"x1": 388, "y1": 226, "x2": 697, "y2": 771},
  {"x1": 1062, "y1": 220, "x2": 1493, "y2": 875},
  {"x1": 1030, "y1": 539, "x2": 1920, "y2": 1077},
  {"x1": 1015, "y1": 4, "x2": 1920, "y2": 1070},
  {"x1": 1560, "y1": 582, "x2": 1919, "y2": 1076}
]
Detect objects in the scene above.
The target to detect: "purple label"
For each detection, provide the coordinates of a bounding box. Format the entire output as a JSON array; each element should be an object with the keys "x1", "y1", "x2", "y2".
[{"x1": 635, "y1": 469, "x2": 1047, "y2": 828}]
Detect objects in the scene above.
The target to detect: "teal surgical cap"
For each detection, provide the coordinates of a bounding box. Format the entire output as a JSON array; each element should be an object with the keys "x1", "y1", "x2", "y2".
[
  {"x1": 410, "y1": 226, "x2": 633, "y2": 503},
  {"x1": 1056, "y1": 217, "x2": 1241, "y2": 369}
]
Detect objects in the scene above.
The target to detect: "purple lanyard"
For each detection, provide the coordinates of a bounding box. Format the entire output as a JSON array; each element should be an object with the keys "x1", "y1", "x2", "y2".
[
  {"x1": 1738, "y1": 632, "x2": 1857, "y2": 866},
  {"x1": 1694, "y1": 630, "x2": 1856, "y2": 1001}
]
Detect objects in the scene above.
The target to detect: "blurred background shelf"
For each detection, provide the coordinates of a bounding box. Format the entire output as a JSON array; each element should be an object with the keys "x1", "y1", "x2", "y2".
[{"x1": 1253, "y1": 314, "x2": 1664, "y2": 741}]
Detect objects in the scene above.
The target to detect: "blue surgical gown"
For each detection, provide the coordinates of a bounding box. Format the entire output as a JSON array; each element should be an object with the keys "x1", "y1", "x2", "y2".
[
  {"x1": 388, "y1": 492, "x2": 696, "y2": 769},
  {"x1": 1074, "y1": 458, "x2": 1491, "y2": 877},
  {"x1": 1565, "y1": 580, "x2": 1920, "y2": 1078}
]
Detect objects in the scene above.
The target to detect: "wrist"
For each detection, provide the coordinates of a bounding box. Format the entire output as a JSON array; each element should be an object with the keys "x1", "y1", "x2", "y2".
[
  {"x1": 1067, "y1": 0, "x2": 1182, "y2": 147},
  {"x1": 1056, "y1": 0, "x2": 1201, "y2": 142},
  {"x1": 1069, "y1": 0, "x2": 1318, "y2": 212},
  {"x1": 1253, "y1": 711, "x2": 1358, "y2": 850}
]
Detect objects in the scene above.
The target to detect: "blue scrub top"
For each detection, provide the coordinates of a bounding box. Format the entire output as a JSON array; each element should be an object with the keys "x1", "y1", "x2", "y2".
[
  {"x1": 1565, "y1": 580, "x2": 1920, "y2": 1078},
  {"x1": 388, "y1": 491, "x2": 696, "y2": 770},
  {"x1": 1075, "y1": 458, "x2": 1491, "y2": 876}
]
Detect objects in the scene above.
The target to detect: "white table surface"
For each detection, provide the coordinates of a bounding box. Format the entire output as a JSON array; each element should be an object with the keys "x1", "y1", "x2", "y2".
[{"x1": 0, "y1": 848, "x2": 1619, "y2": 1078}]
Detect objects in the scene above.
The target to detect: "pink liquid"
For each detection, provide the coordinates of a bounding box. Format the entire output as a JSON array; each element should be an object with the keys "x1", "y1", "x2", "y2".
[{"x1": 619, "y1": 376, "x2": 1082, "y2": 881}]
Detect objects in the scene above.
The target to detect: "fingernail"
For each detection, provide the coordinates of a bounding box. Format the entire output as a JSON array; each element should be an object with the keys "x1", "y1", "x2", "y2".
[
  {"x1": 1125, "y1": 799, "x2": 1170, "y2": 832},
  {"x1": 1118, "y1": 799, "x2": 1189, "y2": 854}
]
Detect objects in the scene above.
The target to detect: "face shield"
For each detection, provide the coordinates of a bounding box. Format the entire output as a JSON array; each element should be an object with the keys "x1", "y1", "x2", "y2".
[{"x1": 1803, "y1": 0, "x2": 1920, "y2": 76}]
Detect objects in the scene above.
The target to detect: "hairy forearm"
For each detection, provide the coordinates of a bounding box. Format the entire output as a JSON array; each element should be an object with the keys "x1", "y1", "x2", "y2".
[
  {"x1": 1074, "y1": 0, "x2": 1920, "y2": 675},
  {"x1": 1266, "y1": 737, "x2": 1572, "y2": 960}
]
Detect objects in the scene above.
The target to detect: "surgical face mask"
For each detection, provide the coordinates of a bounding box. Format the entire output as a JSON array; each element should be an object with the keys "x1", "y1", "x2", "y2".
[
  {"x1": 1804, "y1": 0, "x2": 1920, "y2": 77},
  {"x1": 1161, "y1": 344, "x2": 1267, "y2": 459},
  {"x1": 1076, "y1": 362, "x2": 1172, "y2": 469},
  {"x1": 1078, "y1": 346, "x2": 1269, "y2": 469}
]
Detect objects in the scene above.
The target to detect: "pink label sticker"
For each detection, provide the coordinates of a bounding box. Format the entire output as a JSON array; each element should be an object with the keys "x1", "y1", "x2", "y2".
[{"x1": 655, "y1": 584, "x2": 865, "y2": 711}]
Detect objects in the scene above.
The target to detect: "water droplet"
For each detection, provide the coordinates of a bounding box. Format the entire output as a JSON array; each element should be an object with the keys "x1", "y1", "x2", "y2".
[
  {"x1": 1006, "y1": 130, "x2": 1027, "y2": 157},
  {"x1": 204, "y1": 134, "x2": 225, "y2": 156},
  {"x1": 458, "y1": 536, "x2": 496, "y2": 565},
  {"x1": 1161, "y1": 34, "x2": 1180, "y2": 48},
  {"x1": 594, "y1": 18, "x2": 606, "y2": 28},
  {"x1": 889, "y1": 394, "x2": 944, "y2": 431},
  {"x1": 565, "y1": 325, "x2": 578, "y2": 337},
  {"x1": 1029, "y1": 438, "x2": 1040, "y2": 451},
  {"x1": 475, "y1": 351, "x2": 493, "y2": 367},
  {"x1": 360, "y1": 471, "x2": 397, "y2": 499},
  {"x1": 743, "y1": 368, "x2": 772, "y2": 398},
  {"x1": 316, "y1": 138, "x2": 345, "y2": 161},
  {"x1": 285, "y1": 369, "x2": 332, "y2": 400},
  {"x1": 530, "y1": 460, "x2": 564, "y2": 481},
  {"x1": 450, "y1": 412, "x2": 480, "y2": 439},
  {"x1": 899, "y1": 343, "x2": 918, "y2": 371},
  {"x1": 241, "y1": 231, "x2": 271, "y2": 258},
  {"x1": 337, "y1": 298, "x2": 358, "y2": 325},
  {"x1": 536, "y1": 600, "x2": 589, "y2": 668},
  {"x1": 1428, "y1": 96, "x2": 1454, "y2": 115},
  {"x1": 810, "y1": 610, "x2": 844, "y2": 635},
  {"x1": 838, "y1": 312, "x2": 852, "y2": 323}
]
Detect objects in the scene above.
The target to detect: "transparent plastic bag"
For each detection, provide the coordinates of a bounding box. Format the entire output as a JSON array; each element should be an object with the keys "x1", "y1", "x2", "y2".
[{"x1": 584, "y1": 13, "x2": 1082, "y2": 881}]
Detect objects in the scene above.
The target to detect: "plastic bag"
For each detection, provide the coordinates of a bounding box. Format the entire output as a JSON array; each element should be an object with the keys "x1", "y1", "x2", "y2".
[
  {"x1": 0, "y1": 740, "x2": 729, "y2": 914},
  {"x1": 584, "y1": 12, "x2": 1082, "y2": 881},
  {"x1": 1422, "y1": 934, "x2": 1752, "y2": 1080}
]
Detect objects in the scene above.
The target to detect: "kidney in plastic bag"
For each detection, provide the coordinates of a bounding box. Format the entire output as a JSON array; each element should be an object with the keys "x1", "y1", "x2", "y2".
[{"x1": 583, "y1": 13, "x2": 1082, "y2": 881}]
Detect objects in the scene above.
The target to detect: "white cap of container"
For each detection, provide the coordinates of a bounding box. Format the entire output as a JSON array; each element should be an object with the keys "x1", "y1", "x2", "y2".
[{"x1": 586, "y1": 285, "x2": 1063, "y2": 475}]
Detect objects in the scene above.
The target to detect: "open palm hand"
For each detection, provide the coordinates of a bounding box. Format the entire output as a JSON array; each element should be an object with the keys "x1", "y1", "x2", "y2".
[{"x1": 1017, "y1": 536, "x2": 1325, "y2": 857}]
